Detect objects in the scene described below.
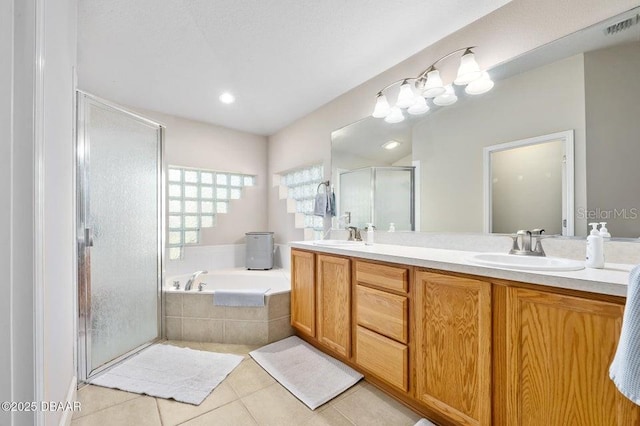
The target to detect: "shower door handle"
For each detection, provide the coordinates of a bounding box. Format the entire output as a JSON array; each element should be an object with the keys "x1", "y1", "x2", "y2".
[{"x1": 85, "y1": 227, "x2": 94, "y2": 247}]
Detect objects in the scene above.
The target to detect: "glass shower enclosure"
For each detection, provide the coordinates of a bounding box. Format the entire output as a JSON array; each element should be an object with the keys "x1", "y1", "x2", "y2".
[
  {"x1": 76, "y1": 91, "x2": 164, "y2": 382},
  {"x1": 339, "y1": 166, "x2": 415, "y2": 231}
]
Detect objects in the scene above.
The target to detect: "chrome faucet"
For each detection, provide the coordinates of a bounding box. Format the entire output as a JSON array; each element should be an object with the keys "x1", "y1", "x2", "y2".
[
  {"x1": 347, "y1": 226, "x2": 362, "y2": 241},
  {"x1": 185, "y1": 270, "x2": 208, "y2": 291},
  {"x1": 509, "y1": 229, "x2": 546, "y2": 256}
]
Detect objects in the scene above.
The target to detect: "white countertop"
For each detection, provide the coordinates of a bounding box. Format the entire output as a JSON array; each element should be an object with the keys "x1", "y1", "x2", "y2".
[{"x1": 290, "y1": 241, "x2": 634, "y2": 297}]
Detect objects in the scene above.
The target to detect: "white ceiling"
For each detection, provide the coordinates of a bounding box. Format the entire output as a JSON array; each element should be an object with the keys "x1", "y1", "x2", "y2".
[{"x1": 78, "y1": 0, "x2": 511, "y2": 136}]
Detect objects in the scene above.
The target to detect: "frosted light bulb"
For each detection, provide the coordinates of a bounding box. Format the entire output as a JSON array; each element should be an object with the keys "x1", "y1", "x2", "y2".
[
  {"x1": 433, "y1": 85, "x2": 458, "y2": 106},
  {"x1": 384, "y1": 106, "x2": 405, "y2": 124},
  {"x1": 455, "y1": 50, "x2": 482, "y2": 85},
  {"x1": 372, "y1": 93, "x2": 391, "y2": 118},
  {"x1": 407, "y1": 96, "x2": 430, "y2": 115},
  {"x1": 396, "y1": 80, "x2": 417, "y2": 109},
  {"x1": 422, "y1": 69, "x2": 446, "y2": 98},
  {"x1": 465, "y1": 72, "x2": 494, "y2": 95}
]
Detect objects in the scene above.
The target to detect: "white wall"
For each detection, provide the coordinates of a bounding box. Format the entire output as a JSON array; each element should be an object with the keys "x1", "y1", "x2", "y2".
[
  {"x1": 585, "y1": 42, "x2": 640, "y2": 238},
  {"x1": 0, "y1": 0, "x2": 16, "y2": 424},
  {"x1": 1, "y1": 0, "x2": 37, "y2": 424},
  {"x1": 42, "y1": 0, "x2": 78, "y2": 424},
  {"x1": 135, "y1": 109, "x2": 269, "y2": 246},
  {"x1": 267, "y1": 0, "x2": 639, "y2": 244}
]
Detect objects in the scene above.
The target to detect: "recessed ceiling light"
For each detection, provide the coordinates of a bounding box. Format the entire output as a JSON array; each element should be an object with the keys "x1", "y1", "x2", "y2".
[
  {"x1": 382, "y1": 140, "x2": 401, "y2": 150},
  {"x1": 219, "y1": 92, "x2": 235, "y2": 104}
]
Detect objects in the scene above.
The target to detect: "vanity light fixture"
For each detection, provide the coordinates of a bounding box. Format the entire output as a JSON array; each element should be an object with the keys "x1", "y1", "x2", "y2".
[
  {"x1": 382, "y1": 140, "x2": 401, "y2": 150},
  {"x1": 407, "y1": 96, "x2": 430, "y2": 115},
  {"x1": 372, "y1": 93, "x2": 391, "y2": 118},
  {"x1": 433, "y1": 85, "x2": 458, "y2": 106},
  {"x1": 371, "y1": 47, "x2": 494, "y2": 120},
  {"x1": 384, "y1": 106, "x2": 405, "y2": 124},
  {"x1": 465, "y1": 71, "x2": 495, "y2": 95},
  {"x1": 219, "y1": 92, "x2": 235, "y2": 104},
  {"x1": 396, "y1": 80, "x2": 417, "y2": 108}
]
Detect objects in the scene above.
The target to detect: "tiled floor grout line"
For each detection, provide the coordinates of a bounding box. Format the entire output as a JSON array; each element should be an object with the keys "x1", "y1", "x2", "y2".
[
  {"x1": 174, "y1": 398, "x2": 242, "y2": 426},
  {"x1": 72, "y1": 392, "x2": 144, "y2": 420},
  {"x1": 332, "y1": 403, "x2": 358, "y2": 426},
  {"x1": 238, "y1": 399, "x2": 260, "y2": 426},
  {"x1": 228, "y1": 378, "x2": 274, "y2": 400},
  {"x1": 155, "y1": 397, "x2": 165, "y2": 426}
]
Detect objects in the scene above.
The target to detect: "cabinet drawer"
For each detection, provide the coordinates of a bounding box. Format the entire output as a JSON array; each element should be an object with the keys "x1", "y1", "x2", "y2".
[
  {"x1": 355, "y1": 261, "x2": 408, "y2": 293},
  {"x1": 356, "y1": 285, "x2": 408, "y2": 343},
  {"x1": 356, "y1": 326, "x2": 408, "y2": 391}
]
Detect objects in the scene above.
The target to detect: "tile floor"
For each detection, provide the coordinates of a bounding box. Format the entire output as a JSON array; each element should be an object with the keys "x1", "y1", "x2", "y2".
[{"x1": 72, "y1": 341, "x2": 422, "y2": 426}]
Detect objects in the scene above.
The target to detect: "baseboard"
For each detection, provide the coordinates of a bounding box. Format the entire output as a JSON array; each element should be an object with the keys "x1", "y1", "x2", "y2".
[{"x1": 58, "y1": 376, "x2": 77, "y2": 426}]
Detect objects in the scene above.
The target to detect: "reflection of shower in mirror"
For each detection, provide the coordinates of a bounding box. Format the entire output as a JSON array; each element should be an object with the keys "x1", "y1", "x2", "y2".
[{"x1": 335, "y1": 166, "x2": 415, "y2": 232}]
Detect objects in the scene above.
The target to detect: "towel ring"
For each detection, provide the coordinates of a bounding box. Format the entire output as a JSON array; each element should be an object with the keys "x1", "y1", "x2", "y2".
[{"x1": 316, "y1": 180, "x2": 330, "y2": 193}]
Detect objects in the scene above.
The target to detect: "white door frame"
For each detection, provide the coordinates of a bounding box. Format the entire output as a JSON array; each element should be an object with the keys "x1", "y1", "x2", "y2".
[{"x1": 482, "y1": 130, "x2": 575, "y2": 236}]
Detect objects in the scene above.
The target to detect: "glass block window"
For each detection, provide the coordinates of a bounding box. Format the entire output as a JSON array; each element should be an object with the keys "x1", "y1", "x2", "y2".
[
  {"x1": 167, "y1": 166, "x2": 256, "y2": 260},
  {"x1": 280, "y1": 164, "x2": 324, "y2": 240}
]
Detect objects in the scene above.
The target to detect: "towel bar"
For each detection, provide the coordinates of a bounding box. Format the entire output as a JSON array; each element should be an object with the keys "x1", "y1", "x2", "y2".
[{"x1": 316, "y1": 180, "x2": 330, "y2": 193}]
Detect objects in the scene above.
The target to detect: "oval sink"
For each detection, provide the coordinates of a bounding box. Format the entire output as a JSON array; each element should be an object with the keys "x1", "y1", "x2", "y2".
[
  {"x1": 470, "y1": 253, "x2": 585, "y2": 272},
  {"x1": 313, "y1": 239, "x2": 365, "y2": 247}
]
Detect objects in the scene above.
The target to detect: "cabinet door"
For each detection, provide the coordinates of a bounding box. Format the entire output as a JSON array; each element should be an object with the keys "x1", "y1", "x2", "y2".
[
  {"x1": 505, "y1": 288, "x2": 640, "y2": 425},
  {"x1": 414, "y1": 271, "x2": 492, "y2": 426},
  {"x1": 316, "y1": 254, "x2": 351, "y2": 358},
  {"x1": 290, "y1": 250, "x2": 315, "y2": 337}
]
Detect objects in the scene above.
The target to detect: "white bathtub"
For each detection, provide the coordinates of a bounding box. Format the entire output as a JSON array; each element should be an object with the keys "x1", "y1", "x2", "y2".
[{"x1": 165, "y1": 268, "x2": 291, "y2": 295}]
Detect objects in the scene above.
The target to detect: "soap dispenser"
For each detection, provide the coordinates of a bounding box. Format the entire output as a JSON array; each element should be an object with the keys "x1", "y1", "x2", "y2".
[
  {"x1": 586, "y1": 222, "x2": 604, "y2": 269},
  {"x1": 365, "y1": 223, "x2": 374, "y2": 246},
  {"x1": 388, "y1": 222, "x2": 396, "y2": 233},
  {"x1": 599, "y1": 222, "x2": 611, "y2": 238}
]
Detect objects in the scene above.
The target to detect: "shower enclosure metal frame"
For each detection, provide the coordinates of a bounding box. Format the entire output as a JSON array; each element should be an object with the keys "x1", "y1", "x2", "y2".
[{"x1": 75, "y1": 91, "x2": 165, "y2": 383}]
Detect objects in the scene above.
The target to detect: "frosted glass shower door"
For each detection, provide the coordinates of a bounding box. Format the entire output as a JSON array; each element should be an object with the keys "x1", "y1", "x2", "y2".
[
  {"x1": 77, "y1": 92, "x2": 164, "y2": 381},
  {"x1": 374, "y1": 168, "x2": 414, "y2": 231},
  {"x1": 339, "y1": 168, "x2": 372, "y2": 229}
]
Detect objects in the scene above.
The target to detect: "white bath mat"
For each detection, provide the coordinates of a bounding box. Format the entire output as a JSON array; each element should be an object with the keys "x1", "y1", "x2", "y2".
[
  {"x1": 249, "y1": 336, "x2": 363, "y2": 410},
  {"x1": 89, "y1": 344, "x2": 243, "y2": 405}
]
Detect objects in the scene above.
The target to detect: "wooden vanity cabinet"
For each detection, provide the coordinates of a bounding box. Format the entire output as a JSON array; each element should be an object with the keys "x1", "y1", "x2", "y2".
[
  {"x1": 290, "y1": 248, "x2": 640, "y2": 425},
  {"x1": 495, "y1": 286, "x2": 640, "y2": 426},
  {"x1": 354, "y1": 261, "x2": 410, "y2": 392},
  {"x1": 414, "y1": 270, "x2": 492, "y2": 426},
  {"x1": 290, "y1": 249, "x2": 316, "y2": 337},
  {"x1": 316, "y1": 254, "x2": 352, "y2": 358}
]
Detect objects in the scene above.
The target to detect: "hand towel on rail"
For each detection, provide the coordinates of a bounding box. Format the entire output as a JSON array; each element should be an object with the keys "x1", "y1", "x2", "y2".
[
  {"x1": 313, "y1": 191, "x2": 329, "y2": 217},
  {"x1": 213, "y1": 288, "x2": 270, "y2": 307}
]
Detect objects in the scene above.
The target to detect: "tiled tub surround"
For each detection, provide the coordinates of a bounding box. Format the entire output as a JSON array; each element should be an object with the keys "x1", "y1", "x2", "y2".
[{"x1": 164, "y1": 269, "x2": 293, "y2": 345}]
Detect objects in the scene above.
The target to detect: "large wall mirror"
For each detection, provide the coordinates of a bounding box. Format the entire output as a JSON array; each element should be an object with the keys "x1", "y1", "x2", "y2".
[
  {"x1": 483, "y1": 131, "x2": 574, "y2": 235},
  {"x1": 331, "y1": 7, "x2": 640, "y2": 238}
]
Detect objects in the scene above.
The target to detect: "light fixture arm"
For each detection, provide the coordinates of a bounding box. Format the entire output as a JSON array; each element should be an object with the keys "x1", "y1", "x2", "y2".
[
  {"x1": 416, "y1": 46, "x2": 476, "y2": 79},
  {"x1": 377, "y1": 77, "x2": 419, "y2": 95}
]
